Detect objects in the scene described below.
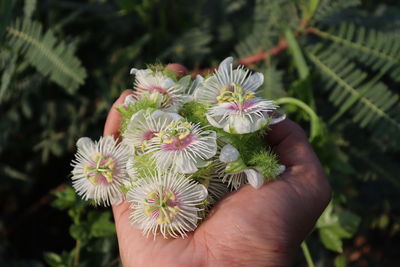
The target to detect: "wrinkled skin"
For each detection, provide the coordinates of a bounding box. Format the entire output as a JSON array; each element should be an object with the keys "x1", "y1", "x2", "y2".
[{"x1": 104, "y1": 67, "x2": 331, "y2": 266}]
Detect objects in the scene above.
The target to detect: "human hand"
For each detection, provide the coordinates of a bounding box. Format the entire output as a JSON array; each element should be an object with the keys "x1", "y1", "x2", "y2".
[{"x1": 104, "y1": 79, "x2": 331, "y2": 267}]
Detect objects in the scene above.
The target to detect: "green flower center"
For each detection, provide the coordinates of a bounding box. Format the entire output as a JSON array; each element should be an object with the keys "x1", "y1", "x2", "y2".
[
  {"x1": 144, "y1": 188, "x2": 180, "y2": 224},
  {"x1": 159, "y1": 121, "x2": 193, "y2": 144},
  {"x1": 141, "y1": 90, "x2": 172, "y2": 108},
  {"x1": 84, "y1": 153, "x2": 116, "y2": 185},
  {"x1": 216, "y1": 83, "x2": 255, "y2": 104}
]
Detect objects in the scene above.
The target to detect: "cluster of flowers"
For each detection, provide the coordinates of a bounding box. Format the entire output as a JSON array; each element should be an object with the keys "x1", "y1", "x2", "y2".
[{"x1": 71, "y1": 57, "x2": 286, "y2": 239}]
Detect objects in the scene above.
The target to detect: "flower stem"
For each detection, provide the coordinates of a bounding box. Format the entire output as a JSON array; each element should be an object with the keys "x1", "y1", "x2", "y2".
[
  {"x1": 301, "y1": 241, "x2": 315, "y2": 267},
  {"x1": 73, "y1": 239, "x2": 81, "y2": 267},
  {"x1": 275, "y1": 97, "x2": 321, "y2": 141}
]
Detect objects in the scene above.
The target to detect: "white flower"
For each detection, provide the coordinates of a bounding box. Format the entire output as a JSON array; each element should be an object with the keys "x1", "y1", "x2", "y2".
[
  {"x1": 71, "y1": 136, "x2": 130, "y2": 206},
  {"x1": 122, "y1": 109, "x2": 183, "y2": 152},
  {"x1": 127, "y1": 171, "x2": 208, "y2": 238},
  {"x1": 217, "y1": 163, "x2": 286, "y2": 190},
  {"x1": 194, "y1": 57, "x2": 284, "y2": 134},
  {"x1": 147, "y1": 120, "x2": 217, "y2": 174},
  {"x1": 126, "y1": 156, "x2": 137, "y2": 180},
  {"x1": 194, "y1": 57, "x2": 264, "y2": 104},
  {"x1": 243, "y1": 169, "x2": 264, "y2": 189},
  {"x1": 196, "y1": 175, "x2": 229, "y2": 204},
  {"x1": 129, "y1": 68, "x2": 187, "y2": 112},
  {"x1": 217, "y1": 167, "x2": 263, "y2": 190}
]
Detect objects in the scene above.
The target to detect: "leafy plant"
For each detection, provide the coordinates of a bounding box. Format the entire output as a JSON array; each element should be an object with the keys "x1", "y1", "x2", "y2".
[{"x1": 1, "y1": 0, "x2": 399, "y2": 266}]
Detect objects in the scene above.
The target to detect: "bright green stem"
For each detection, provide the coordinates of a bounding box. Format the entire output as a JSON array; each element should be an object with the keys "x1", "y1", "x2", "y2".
[
  {"x1": 284, "y1": 29, "x2": 315, "y2": 109},
  {"x1": 275, "y1": 97, "x2": 320, "y2": 141},
  {"x1": 301, "y1": 241, "x2": 315, "y2": 267},
  {"x1": 284, "y1": 28, "x2": 309, "y2": 80}
]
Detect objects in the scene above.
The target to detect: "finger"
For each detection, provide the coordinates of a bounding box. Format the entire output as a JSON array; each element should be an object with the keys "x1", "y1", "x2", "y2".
[
  {"x1": 103, "y1": 90, "x2": 144, "y2": 245},
  {"x1": 265, "y1": 118, "x2": 319, "y2": 167},
  {"x1": 103, "y1": 90, "x2": 134, "y2": 138},
  {"x1": 265, "y1": 119, "x2": 331, "y2": 207}
]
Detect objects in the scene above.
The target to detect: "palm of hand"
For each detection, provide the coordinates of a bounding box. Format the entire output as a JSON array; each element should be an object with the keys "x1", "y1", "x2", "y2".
[{"x1": 105, "y1": 90, "x2": 331, "y2": 267}]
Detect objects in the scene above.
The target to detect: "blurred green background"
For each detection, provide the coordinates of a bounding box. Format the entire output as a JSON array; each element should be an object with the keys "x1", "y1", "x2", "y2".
[{"x1": 1, "y1": 0, "x2": 400, "y2": 266}]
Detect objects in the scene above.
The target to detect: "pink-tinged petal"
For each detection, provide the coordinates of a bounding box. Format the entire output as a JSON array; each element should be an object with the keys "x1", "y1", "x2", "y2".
[
  {"x1": 161, "y1": 134, "x2": 196, "y2": 151},
  {"x1": 142, "y1": 131, "x2": 156, "y2": 141}
]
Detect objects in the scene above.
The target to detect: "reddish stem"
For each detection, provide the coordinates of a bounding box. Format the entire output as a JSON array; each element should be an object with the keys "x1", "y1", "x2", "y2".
[{"x1": 190, "y1": 37, "x2": 289, "y2": 76}]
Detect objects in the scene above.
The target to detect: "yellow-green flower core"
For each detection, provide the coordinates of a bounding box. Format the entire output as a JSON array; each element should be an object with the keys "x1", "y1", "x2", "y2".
[
  {"x1": 84, "y1": 153, "x2": 116, "y2": 185},
  {"x1": 159, "y1": 121, "x2": 193, "y2": 145},
  {"x1": 144, "y1": 188, "x2": 180, "y2": 224},
  {"x1": 217, "y1": 83, "x2": 255, "y2": 104}
]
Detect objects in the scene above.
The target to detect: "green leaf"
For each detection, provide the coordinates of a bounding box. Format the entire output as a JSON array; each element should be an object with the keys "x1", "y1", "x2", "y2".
[
  {"x1": 0, "y1": 0, "x2": 14, "y2": 38},
  {"x1": 43, "y1": 252, "x2": 65, "y2": 267},
  {"x1": 316, "y1": 202, "x2": 360, "y2": 252},
  {"x1": 0, "y1": 51, "x2": 16, "y2": 103},
  {"x1": 88, "y1": 211, "x2": 116, "y2": 238},
  {"x1": 338, "y1": 210, "x2": 361, "y2": 236},
  {"x1": 319, "y1": 227, "x2": 343, "y2": 253},
  {"x1": 69, "y1": 223, "x2": 89, "y2": 241},
  {"x1": 314, "y1": 0, "x2": 361, "y2": 22},
  {"x1": 160, "y1": 28, "x2": 211, "y2": 61},
  {"x1": 304, "y1": 0, "x2": 320, "y2": 21},
  {"x1": 43, "y1": 251, "x2": 72, "y2": 267},
  {"x1": 334, "y1": 254, "x2": 347, "y2": 267},
  {"x1": 24, "y1": 0, "x2": 37, "y2": 20},
  {"x1": 1, "y1": 164, "x2": 30, "y2": 181},
  {"x1": 6, "y1": 19, "x2": 87, "y2": 93},
  {"x1": 311, "y1": 24, "x2": 400, "y2": 82},
  {"x1": 307, "y1": 48, "x2": 400, "y2": 143},
  {"x1": 52, "y1": 185, "x2": 77, "y2": 210},
  {"x1": 261, "y1": 61, "x2": 286, "y2": 99}
]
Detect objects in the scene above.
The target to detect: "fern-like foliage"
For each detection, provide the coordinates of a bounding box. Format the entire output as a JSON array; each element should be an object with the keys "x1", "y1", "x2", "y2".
[
  {"x1": 24, "y1": 0, "x2": 37, "y2": 20},
  {"x1": 0, "y1": 51, "x2": 16, "y2": 102},
  {"x1": 311, "y1": 23, "x2": 400, "y2": 82},
  {"x1": 235, "y1": 0, "x2": 294, "y2": 58},
  {"x1": 160, "y1": 28, "x2": 212, "y2": 62},
  {"x1": 6, "y1": 19, "x2": 87, "y2": 93},
  {"x1": 307, "y1": 47, "x2": 400, "y2": 144},
  {"x1": 313, "y1": 0, "x2": 361, "y2": 22},
  {"x1": 260, "y1": 60, "x2": 286, "y2": 99}
]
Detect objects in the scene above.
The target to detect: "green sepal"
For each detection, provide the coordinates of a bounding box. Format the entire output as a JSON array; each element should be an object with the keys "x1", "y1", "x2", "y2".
[
  {"x1": 117, "y1": 97, "x2": 159, "y2": 134},
  {"x1": 248, "y1": 148, "x2": 281, "y2": 180},
  {"x1": 197, "y1": 198, "x2": 212, "y2": 219},
  {"x1": 225, "y1": 158, "x2": 247, "y2": 173},
  {"x1": 132, "y1": 153, "x2": 157, "y2": 179},
  {"x1": 119, "y1": 184, "x2": 132, "y2": 195},
  {"x1": 178, "y1": 101, "x2": 209, "y2": 126}
]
